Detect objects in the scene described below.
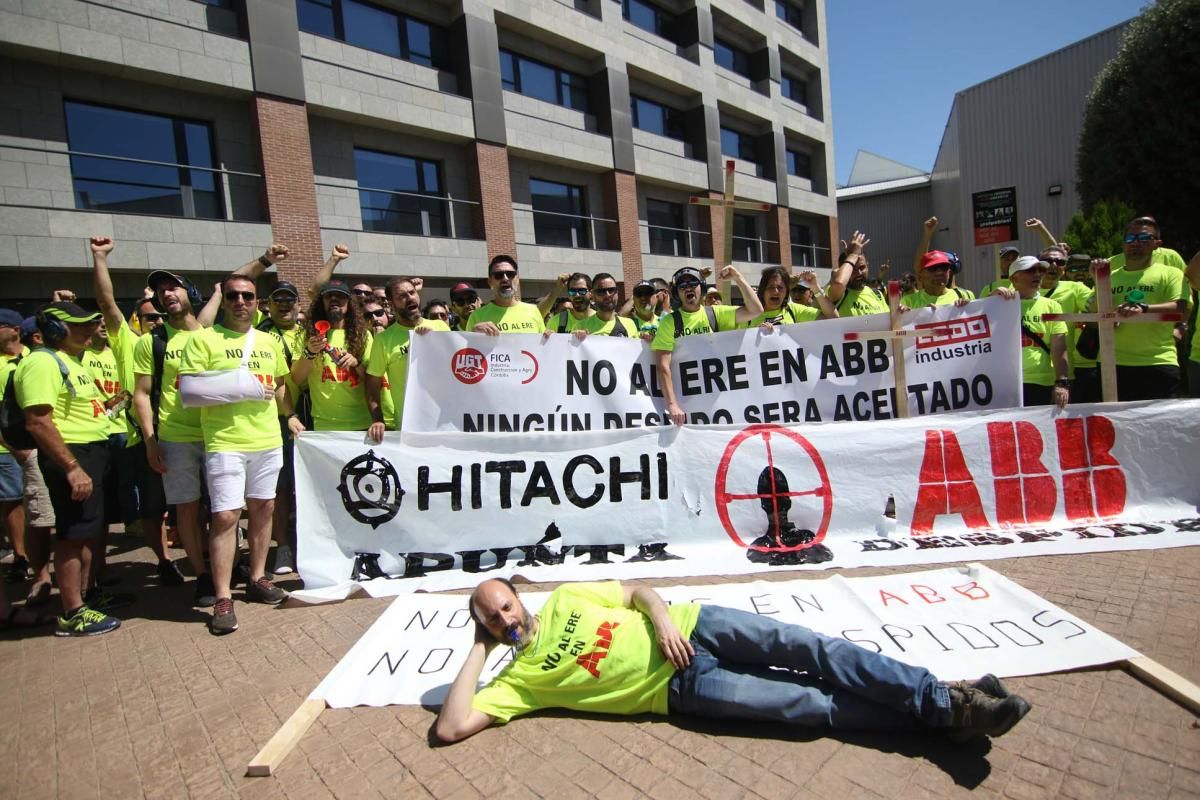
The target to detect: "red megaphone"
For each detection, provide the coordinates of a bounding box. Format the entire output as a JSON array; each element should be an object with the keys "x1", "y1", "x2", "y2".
[{"x1": 314, "y1": 320, "x2": 330, "y2": 335}]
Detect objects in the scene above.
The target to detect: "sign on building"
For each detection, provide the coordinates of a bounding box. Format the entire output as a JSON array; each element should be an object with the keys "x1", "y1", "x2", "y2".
[{"x1": 972, "y1": 187, "x2": 1018, "y2": 246}]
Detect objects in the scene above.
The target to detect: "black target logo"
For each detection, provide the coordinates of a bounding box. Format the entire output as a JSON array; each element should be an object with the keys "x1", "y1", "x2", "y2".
[{"x1": 338, "y1": 450, "x2": 405, "y2": 528}]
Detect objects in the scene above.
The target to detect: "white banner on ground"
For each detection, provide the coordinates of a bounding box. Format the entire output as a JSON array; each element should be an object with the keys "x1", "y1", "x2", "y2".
[
  {"x1": 309, "y1": 565, "x2": 1139, "y2": 709},
  {"x1": 293, "y1": 400, "x2": 1200, "y2": 602},
  {"x1": 403, "y1": 297, "x2": 1021, "y2": 432}
]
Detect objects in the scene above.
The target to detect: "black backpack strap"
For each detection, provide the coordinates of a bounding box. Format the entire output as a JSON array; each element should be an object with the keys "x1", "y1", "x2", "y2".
[
  {"x1": 557, "y1": 310, "x2": 570, "y2": 334},
  {"x1": 1020, "y1": 323, "x2": 1052, "y2": 354},
  {"x1": 672, "y1": 308, "x2": 684, "y2": 337},
  {"x1": 259, "y1": 321, "x2": 294, "y2": 366},
  {"x1": 150, "y1": 326, "x2": 168, "y2": 431},
  {"x1": 609, "y1": 317, "x2": 629, "y2": 338},
  {"x1": 705, "y1": 305, "x2": 719, "y2": 333},
  {"x1": 954, "y1": 287, "x2": 967, "y2": 300}
]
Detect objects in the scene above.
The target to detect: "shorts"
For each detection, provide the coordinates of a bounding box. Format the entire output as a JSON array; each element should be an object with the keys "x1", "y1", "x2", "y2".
[
  {"x1": 205, "y1": 448, "x2": 283, "y2": 513},
  {"x1": 19, "y1": 449, "x2": 55, "y2": 527},
  {"x1": 160, "y1": 440, "x2": 206, "y2": 505},
  {"x1": 132, "y1": 441, "x2": 167, "y2": 520},
  {"x1": 1116, "y1": 364, "x2": 1179, "y2": 401},
  {"x1": 277, "y1": 417, "x2": 295, "y2": 493},
  {"x1": 39, "y1": 442, "x2": 109, "y2": 541},
  {"x1": 0, "y1": 452, "x2": 22, "y2": 502},
  {"x1": 104, "y1": 434, "x2": 140, "y2": 525}
]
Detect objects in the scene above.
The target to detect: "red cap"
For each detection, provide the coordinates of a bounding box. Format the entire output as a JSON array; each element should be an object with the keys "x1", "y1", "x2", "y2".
[
  {"x1": 451, "y1": 282, "x2": 476, "y2": 294},
  {"x1": 920, "y1": 250, "x2": 953, "y2": 270}
]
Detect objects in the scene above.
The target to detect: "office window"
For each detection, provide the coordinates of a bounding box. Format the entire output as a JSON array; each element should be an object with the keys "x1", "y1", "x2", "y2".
[
  {"x1": 647, "y1": 199, "x2": 688, "y2": 256},
  {"x1": 720, "y1": 127, "x2": 756, "y2": 163},
  {"x1": 775, "y1": 0, "x2": 803, "y2": 31},
  {"x1": 623, "y1": 0, "x2": 674, "y2": 41},
  {"x1": 355, "y1": 148, "x2": 447, "y2": 236},
  {"x1": 500, "y1": 50, "x2": 590, "y2": 113},
  {"x1": 296, "y1": 0, "x2": 448, "y2": 69},
  {"x1": 631, "y1": 96, "x2": 685, "y2": 141},
  {"x1": 791, "y1": 221, "x2": 813, "y2": 267},
  {"x1": 531, "y1": 178, "x2": 589, "y2": 248},
  {"x1": 714, "y1": 38, "x2": 750, "y2": 78},
  {"x1": 781, "y1": 74, "x2": 808, "y2": 106},
  {"x1": 732, "y1": 214, "x2": 760, "y2": 263},
  {"x1": 64, "y1": 101, "x2": 222, "y2": 219},
  {"x1": 786, "y1": 149, "x2": 812, "y2": 179}
]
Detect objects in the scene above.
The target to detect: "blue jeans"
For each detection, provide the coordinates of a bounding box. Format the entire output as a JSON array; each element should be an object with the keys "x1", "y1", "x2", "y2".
[{"x1": 668, "y1": 605, "x2": 951, "y2": 731}]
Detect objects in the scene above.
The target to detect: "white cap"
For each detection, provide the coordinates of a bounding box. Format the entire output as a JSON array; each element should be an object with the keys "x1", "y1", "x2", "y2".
[{"x1": 1008, "y1": 255, "x2": 1047, "y2": 275}]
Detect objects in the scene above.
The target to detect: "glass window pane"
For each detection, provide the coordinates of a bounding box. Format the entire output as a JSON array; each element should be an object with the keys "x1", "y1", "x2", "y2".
[
  {"x1": 342, "y1": 0, "x2": 401, "y2": 58},
  {"x1": 733, "y1": 214, "x2": 759, "y2": 262},
  {"x1": 297, "y1": 0, "x2": 336, "y2": 37},
  {"x1": 720, "y1": 127, "x2": 740, "y2": 159},
  {"x1": 404, "y1": 17, "x2": 433, "y2": 66},
  {"x1": 500, "y1": 50, "x2": 516, "y2": 90},
  {"x1": 518, "y1": 57, "x2": 558, "y2": 104},
  {"x1": 625, "y1": 0, "x2": 661, "y2": 35},
  {"x1": 647, "y1": 199, "x2": 687, "y2": 256},
  {"x1": 531, "y1": 178, "x2": 588, "y2": 248},
  {"x1": 355, "y1": 148, "x2": 446, "y2": 236},
  {"x1": 714, "y1": 40, "x2": 735, "y2": 72}
]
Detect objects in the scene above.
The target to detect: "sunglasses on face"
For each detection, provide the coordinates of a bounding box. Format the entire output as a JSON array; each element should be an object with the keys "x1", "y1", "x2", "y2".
[
  {"x1": 451, "y1": 294, "x2": 476, "y2": 304},
  {"x1": 225, "y1": 290, "x2": 256, "y2": 302},
  {"x1": 1124, "y1": 232, "x2": 1155, "y2": 243},
  {"x1": 367, "y1": 308, "x2": 389, "y2": 318},
  {"x1": 1043, "y1": 258, "x2": 1067, "y2": 266},
  {"x1": 567, "y1": 288, "x2": 589, "y2": 297},
  {"x1": 428, "y1": 311, "x2": 449, "y2": 320},
  {"x1": 491, "y1": 270, "x2": 517, "y2": 281},
  {"x1": 271, "y1": 295, "x2": 296, "y2": 305},
  {"x1": 594, "y1": 286, "x2": 619, "y2": 295},
  {"x1": 139, "y1": 313, "x2": 164, "y2": 322},
  {"x1": 352, "y1": 289, "x2": 373, "y2": 296},
  {"x1": 925, "y1": 265, "x2": 952, "y2": 273},
  {"x1": 676, "y1": 280, "x2": 701, "y2": 290}
]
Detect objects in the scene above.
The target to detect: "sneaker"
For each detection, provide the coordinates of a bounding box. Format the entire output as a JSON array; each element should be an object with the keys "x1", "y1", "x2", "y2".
[
  {"x1": 246, "y1": 577, "x2": 289, "y2": 605},
  {"x1": 209, "y1": 597, "x2": 238, "y2": 635},
  {"x1": 157, "y1": 559, "x2": 185, "y2": 586},
  {"x1": 6, "y1": 556, "x2": 30, "y2": 583},
  {"x1": 84, "y1": 586, "x2": 135, "y2": 612},
  {"x1": 56, "y1": 606, "x2": 121, "y2": 637},
  {"x1": 272, "y1": 544, "x2": 295, "y2": 576},
  {"x1": 194, "y1": 573, "x2": 216, "y2": 608},
  {"x1": 946, "y1": 685, "x2": 1032, "y2": 742},
  {"x1": 949, "y1": 673, "x2": 1010, "y2": 699}
]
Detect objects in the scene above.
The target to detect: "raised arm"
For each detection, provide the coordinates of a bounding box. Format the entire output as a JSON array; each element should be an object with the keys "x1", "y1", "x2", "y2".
[
  {"x1": 1024, "y1": 218, "x2": 1058, "y2": 249},
  {"x1": 801, "y1": 271, "x2": 839, "y2": 319},
  {"x1": 912, "y1": 216, "x2": 937, "y2": 273},
  {"x1": 195, "y1": 282, "x2": 224, "y2": 328},
  {"x1": 231, "y1": 243, "x2": 290, "y2": 281},
  {"x1": 826, "y1": 230, "x2": 868, "y2": 304},
  {"x1": 89, "y1": 236, "x2": 125, "y2": 332},
  {"x1": 434, "y1": 624, "x2": 498, "y2": 743},
  {"x1": 537, "y1": 273, "x2": 571, "y2": 319},
  {"x1": 725, "y1": 266, "x2": 764, "y2": 323},
  {"x1": 309, "y1": 244, "x2": 350, "y2": 297}
]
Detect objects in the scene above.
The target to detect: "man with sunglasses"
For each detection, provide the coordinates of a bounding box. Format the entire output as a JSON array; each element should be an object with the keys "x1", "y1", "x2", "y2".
[
  {"x1": 826, "y1": 231, "x2": 889, "y2": 317},
  {"x1": 902, "y1": 251, "x2": 975, "y2": 309},
  {"x1": 1090, "y1": 219, "x2": 1188, "y2": 400},
  {"x1": 1005, "y1": 257, "x2": 1070, "y2": 408},
  {"x1": 178, "y1": 275, "x2": 303, "y2": 635},
  {"x1": 627, "y1": 280, "x2": 662, "y2": 340},
  {"x1": 467, "y1": 256, "x2": 546, "y2": 335},
  {"x1": 576, "y1": 273, "x2": 638, "y2": 337},
  {"x1": 448, "y1": 283, "x2": 479, "y2": 332},
  {"x1": 652, "y1": 266, "x2": 762, "y2": 426},
  {"x1": 423, "y1": 300, "x2": 451, "y2": 324},
  {"x1": 1038, "y1": 246, "x2": 1094, "y2": 399},
  {"x1": 551, "y1": 273, "x2": 597, "y2": 334},
  {"x1": 980, "y1": 246, "x2": 1020, "y2": 298}
]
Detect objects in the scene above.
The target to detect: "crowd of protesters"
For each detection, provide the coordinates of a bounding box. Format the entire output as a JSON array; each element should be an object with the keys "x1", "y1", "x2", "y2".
[{"x1": 0, "y1": 211, "x2": 1196, "y2": 636}]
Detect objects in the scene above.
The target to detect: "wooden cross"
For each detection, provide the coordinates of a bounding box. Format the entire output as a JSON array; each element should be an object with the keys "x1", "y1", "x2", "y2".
[
  {"x1": 841, "y1": 281, "x2": 955, "y2": 419},
  {"x1": 690, "y1": 159, "x2": 771, "y2": 302},
  {"x1": 1042, "y1": 262, "x2": 1183, "y2": 403}
]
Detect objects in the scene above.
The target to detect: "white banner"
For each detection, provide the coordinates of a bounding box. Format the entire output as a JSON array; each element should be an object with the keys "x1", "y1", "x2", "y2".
[
  {"x1": 293, "y1": 400, "x2": 1200, "y2": 602},
  {"x1": 310, "y1": 565, "x2": 1139, "y2": 708},
  {"x1": 403, "y1": 297, "x2": 1022, "y2": 432}
]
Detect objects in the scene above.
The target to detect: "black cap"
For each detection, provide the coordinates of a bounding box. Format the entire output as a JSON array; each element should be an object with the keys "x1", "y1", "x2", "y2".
[
  {"x1": 43, "y1": 302, "x2": 102, "y2": 324},
  {"x1": 672, "y1": 267, "x2": 704, "y2": 286},
  {"x1": 632, "y1": 280, "x2": 656, "y2": 296},
  {"x1": 319, "y1": 279, "x2": 351, "y2": 298},
  {"x1": 146, "y1": 269, "x2": 188, "y2": 290},
  {"x1": 0, "y1": 309, "x2": 22, "y2": 328},
  {"x1": 270, "y1": 281, "x2": 299, "y2": 299}
]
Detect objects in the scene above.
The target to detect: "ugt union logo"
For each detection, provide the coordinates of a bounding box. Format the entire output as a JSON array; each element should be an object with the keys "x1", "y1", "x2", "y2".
[{"x1": 451, "y1": 348, "x2": 487, "y2": 384}]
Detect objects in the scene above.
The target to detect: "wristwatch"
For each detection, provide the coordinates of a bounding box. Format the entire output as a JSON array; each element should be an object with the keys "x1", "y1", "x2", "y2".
[{"x1": 1055, "y1": 378, "x2": 1071, "y2": 389}]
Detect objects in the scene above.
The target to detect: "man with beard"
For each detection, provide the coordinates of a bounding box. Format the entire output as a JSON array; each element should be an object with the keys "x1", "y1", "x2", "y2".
[
  {"x1": 467, "y1": 256, "x2": 546, "y2": 335},
  {"x1": 178, "y1": 274, "x2": 302, "y2": 634},
  {"x1": 448, "y1": 283, "x2": 479, "y2": 332},
  {"x1": 652, "y1": 266, "x2": 762, "y2": 425},
  {"x1": 826, "y1": 231, "x2": 889, "y2": 317},
  {"x1": 15, "y1": 303, "x2": 119, "y2": 636},
  {"x1": 362, "y1": 297, "x2": 390, "y2": 335},
  {"x1": 902, "y1": 251, "x2": 973, "y2": 309},
  {"x1": 365, "y1": 277, "x2": 451, "y2": 441},
  {"x1": 1037, "y1": 246, "x2": 1094, "y2": 400},
  {"x1": 575, "y1": 273, "x2": 637, "y2": 337},
  {"x1": 435, "y1": 578, "x2": 1032, "y2": 744},
  {"x1": 980, "y1": 246, "x2": 1020, "y2": 297},
  {"x1": 550, "y1": 273, "x2": 597, "y2": 334},
  {"x1": 628, "y1": 280, "x2": 661, "y2": 340}
]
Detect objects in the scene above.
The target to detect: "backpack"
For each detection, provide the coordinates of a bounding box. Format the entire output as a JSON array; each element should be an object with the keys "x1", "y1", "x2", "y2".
[
  {"x1": 0, "y1": 349, "x2": 74, "y2": 450},
  {"x1": 672, "y1": 306, "x2": 720, "y2": 338}
]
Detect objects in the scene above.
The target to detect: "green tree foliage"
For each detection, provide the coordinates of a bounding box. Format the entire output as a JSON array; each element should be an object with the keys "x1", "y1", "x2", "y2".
[
  {"x1": 1063, "y1": 199, "x2": 1135, "y2": 258},
  {"x1": 1076, "y1": 0, "x2": 1200, "y2": 257}
]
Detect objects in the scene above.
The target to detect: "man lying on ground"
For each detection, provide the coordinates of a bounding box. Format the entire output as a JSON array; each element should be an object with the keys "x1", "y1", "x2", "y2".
[{"x1": 435, "y1": 578, "x2": 1032, "y2": 744}]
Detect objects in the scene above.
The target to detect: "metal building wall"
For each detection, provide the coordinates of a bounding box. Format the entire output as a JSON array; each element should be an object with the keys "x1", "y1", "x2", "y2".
[
  {"x1": 836, "y1": 184, "x2": 931, "y2": 280},
  {"x1": 949, "y1": 22, "x2": 1128, "y2": 292},
  {"x1": 930, "y1": 99, "x2": 962, "y2": 269}
]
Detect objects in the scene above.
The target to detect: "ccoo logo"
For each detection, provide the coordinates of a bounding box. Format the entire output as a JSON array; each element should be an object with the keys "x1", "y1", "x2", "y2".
[{"x1": 452, "y1": 348, "x2": 487, "y2": 384}]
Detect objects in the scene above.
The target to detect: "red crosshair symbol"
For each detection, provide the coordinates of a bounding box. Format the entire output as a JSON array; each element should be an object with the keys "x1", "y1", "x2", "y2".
[{"x1": 714, "y1": 424, "x2": 833, "y2": 551}]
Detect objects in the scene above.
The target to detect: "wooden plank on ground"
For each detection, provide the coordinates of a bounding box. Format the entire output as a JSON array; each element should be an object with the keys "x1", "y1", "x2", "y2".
[
  {"x1": 246, "y1": 697, "x2": 326, "y2": 778},
  {"x1": 1124, "y1": 657, "x2": 1200, "y2": 716}
]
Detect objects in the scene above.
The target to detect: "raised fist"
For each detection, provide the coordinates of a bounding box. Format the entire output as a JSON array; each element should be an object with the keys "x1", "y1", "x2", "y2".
[
  {"x1": 90, "y1": 236, "x2": 115, "y2": 255},
  {"x1": 923, "y1": 217, "x2": 938, "y2": 232},
  {"x1": 331, "y1": 244, "x2": 350, "y2": 261},
  {"x1": 264, "y1": 243, "x2": 289, "y2": 263}
]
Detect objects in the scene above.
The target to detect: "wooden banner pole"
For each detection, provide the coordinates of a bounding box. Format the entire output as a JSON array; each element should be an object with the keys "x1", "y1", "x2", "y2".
[{"x1": 246, "y1": 697, "x2": 326, "y2": 778}]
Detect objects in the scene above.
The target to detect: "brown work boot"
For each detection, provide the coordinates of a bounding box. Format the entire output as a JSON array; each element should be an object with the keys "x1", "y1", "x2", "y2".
[
  {"x1": 948, "y1": 673, "x2": 1010, "y2": 699},
  {"x1": 945, "y1": 684, "x2": 1031, "y2": 742}
]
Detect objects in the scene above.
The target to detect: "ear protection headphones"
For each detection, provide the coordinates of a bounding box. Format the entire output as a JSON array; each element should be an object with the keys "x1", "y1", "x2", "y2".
[
  {"x1": 670, "y1": 267, "x2": 706, "y2": 307},
  {"x1": 149, "y1": 275, "x2": 204, "y2": 312},
  {"x1": 34, "y1": 308, "x2": 67, "y2": 345}
]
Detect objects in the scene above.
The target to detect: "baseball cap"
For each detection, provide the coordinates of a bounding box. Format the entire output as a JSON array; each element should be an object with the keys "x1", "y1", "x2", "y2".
[
  {"x1": 919, "y1": 251, "x2": 954, "y2": 270},
  {"x1": 318, "y1": 279, "x2": 351, "y2": 297},
  {"x1": 1008, "y1": 255, "x2": 1048, "y2": 275},
  {"x1": 672, "y1": 266, "x2": 704, "y2": 286},
  {"x1": 999, "y1": 246, "x2": 1020, "y2": 258},
  {"x1": 146, "y1": 269, "x2": 188, "y2": 290},
  {"x1": 19, "y1": 316, "x2": 37, "y2": 343},
  {"x1": 0, "y1": 309, "x2": 23, "y2": 328},
  {"x1": 450, "y1": 282, "x2": 477, "y2": 299},
  {"x1": 270, "y1": 281, "x2": 299, "y2": 299},
  {"x1": 632, "y1": 279, "x2": 656, "y2": 296},
  {"x1": 43, "y1": 301, "x2": 102, "y2": 325}
]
